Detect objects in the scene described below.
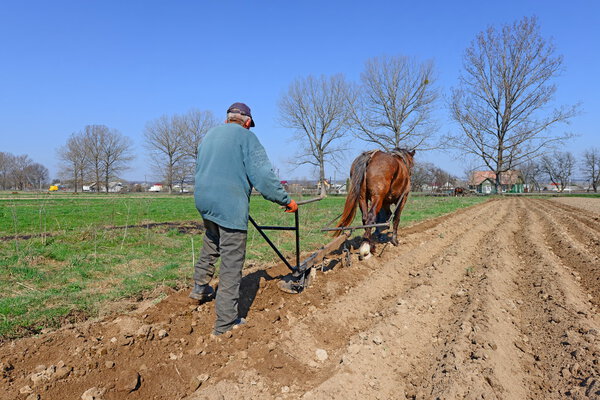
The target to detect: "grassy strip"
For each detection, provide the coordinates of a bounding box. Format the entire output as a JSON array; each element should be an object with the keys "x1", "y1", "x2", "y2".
[
  {"x1": 0, "y1": 195, "x2": 196, "y2": 235},
  {"x1": 0, "y1": 194, "x2": 487, "y2": 339}
]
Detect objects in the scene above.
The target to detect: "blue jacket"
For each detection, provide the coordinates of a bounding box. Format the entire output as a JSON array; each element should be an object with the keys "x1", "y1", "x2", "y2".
[{"x1": 194, "y1": 123, "x2": 291, "y2": 230}]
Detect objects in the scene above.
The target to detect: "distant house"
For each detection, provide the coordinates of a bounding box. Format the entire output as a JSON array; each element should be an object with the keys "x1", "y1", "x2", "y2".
[
  {"x1": 469, "y1": 170, "x2": 524, "y2": 194},
  {"x1": 84, "y1": 182, "x2": 124, "y2": 193},
  {"x1": 148, "y1": 184, "x2": 163, "y2": 192},
  {"x1": 108, "y1": 182, "x2": 124, "y2": 193},
  {"x1": 173, "y1": 184, "x2": 193, "y2": 193},
  {"x1": 330, "y1": 182, "x2": 347, "y2": 194},
  {"x1": 542, "y1": 182, "x2": 584, "y2": 193}
]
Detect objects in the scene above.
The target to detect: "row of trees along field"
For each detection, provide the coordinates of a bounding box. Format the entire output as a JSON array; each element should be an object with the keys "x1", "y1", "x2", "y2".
[
  {"x1": 411, "y1": 162, "x2": 459, "y2": 192},
  {"x1": 52, "y1": 16, "x2": 597, "y2": 194},
  {"x1": 0, "y1": 152, "x2": 48, "y2": 190},
  {"x1": 57, "y1": 109, "x2": 216, "y2": 194},
  {"x1": 143, "y1": 109, "x2": 216, "y2": 194},
  {"x1": 411, "y1": 147, "x2": 600, "y2": 193},
  {"x1": 278, "y1": 16, "x2": 589, "y2": 195},
  {"x1": 521, "y1": 149, "x2": 600, "y2": 192},
  {"x1": 58, "y1": 125, "x2": 134, "y2": 193}
]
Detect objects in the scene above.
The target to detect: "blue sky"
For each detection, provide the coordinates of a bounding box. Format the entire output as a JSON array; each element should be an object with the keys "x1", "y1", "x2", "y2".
[{"x1": 1, "y1": 1, "x2": 598, "y2": 182}]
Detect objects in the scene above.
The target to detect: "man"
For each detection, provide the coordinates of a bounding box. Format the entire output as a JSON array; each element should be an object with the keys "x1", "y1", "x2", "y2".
[{"x1": 192, "y1": 102, "x2": 298, "y2": 336}]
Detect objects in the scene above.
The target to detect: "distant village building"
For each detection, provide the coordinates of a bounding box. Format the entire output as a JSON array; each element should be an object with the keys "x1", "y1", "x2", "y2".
[
  {"x1": 542, "y1": 182, "x2": 584, "y2": 193},
  {"x1": 173, "y1": 184, "x2": 193, "y2": 193},
  {"x1": 330, "y1": 182, "x2": 347, "y2": 194},
  {"x1": 83, "y1": 182, "x2": 124, "y2": 193},
  {"x1": 469, "y1": 171, "x2": 525, "y2": 194}
]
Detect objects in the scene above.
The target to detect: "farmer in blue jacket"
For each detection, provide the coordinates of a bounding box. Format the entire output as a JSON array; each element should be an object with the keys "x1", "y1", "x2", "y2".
[{"x1": 192, "y1": 102, "x2": 298, "y2": 336}]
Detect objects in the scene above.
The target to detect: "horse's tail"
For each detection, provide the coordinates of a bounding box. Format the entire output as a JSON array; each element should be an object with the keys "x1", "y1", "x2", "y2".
[{"x1": 334, "y1": 152, "x2": 370, "y2": 236}]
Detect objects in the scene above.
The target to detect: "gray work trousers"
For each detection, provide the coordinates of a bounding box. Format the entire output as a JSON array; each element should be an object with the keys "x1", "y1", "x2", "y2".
[{"x1": 194, "y1": 219, "x2": 247, "y2": 335}]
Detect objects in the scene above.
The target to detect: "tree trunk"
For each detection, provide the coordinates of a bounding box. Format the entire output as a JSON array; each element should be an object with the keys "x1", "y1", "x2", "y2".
[
  {"x1": 319, "y1": 159, "x2": 327, "y2": 197},
  {"x1": 73, "y1": 165, "x2": 78, "y2": 193},
  {"x1": 495, "y1": 171, "x2": 501, "y2": 194},
  {"x1": 167, "y1": 159, "x2": 173, "y2": 194}
]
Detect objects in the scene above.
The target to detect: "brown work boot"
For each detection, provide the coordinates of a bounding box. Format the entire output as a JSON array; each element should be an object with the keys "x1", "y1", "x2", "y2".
[{"x1": 189, "y1": 283, "x2": 215, "y2": 301}]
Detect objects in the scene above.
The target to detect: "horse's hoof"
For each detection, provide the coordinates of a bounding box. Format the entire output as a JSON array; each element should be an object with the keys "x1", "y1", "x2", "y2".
[
  {"x1": 361, "y1": 252, "x2": 372, "y2": 260},
  {"x1": 359, "y1": 242, "x2": 371, "y2": 259},
  {"x1": 391, "y1": 238, "x2": 399, "y2": 246}
]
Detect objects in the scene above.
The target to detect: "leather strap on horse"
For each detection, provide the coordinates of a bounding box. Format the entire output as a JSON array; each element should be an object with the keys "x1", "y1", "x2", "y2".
[
  {"x1": 382, "y1": 148, "x2": 412, "y2": 224},
  {"x1": 386, "y1": 191, "x2": 407, "y2": 224}
]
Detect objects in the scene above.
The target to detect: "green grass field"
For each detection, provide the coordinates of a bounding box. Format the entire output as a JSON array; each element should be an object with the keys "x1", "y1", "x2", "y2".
[{"x1": 0, "y1": 192, "x2": 487, "y2": 339}]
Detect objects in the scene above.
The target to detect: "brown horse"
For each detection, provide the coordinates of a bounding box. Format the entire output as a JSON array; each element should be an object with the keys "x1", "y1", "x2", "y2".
[
  {"x1": 335, "y1": 148, "x2": 415, "y2": 258},
  {"x1": 454, "y1": 187, "x2": 465, "y2": 197}
]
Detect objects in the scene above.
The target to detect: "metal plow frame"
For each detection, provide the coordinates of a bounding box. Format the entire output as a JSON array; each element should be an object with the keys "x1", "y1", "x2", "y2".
[
  {"x1": 249, "y1": 196, "x2": 343, "y2": 294},
  {"x1": 251, "y1": 193, "x2": 404, "y2": 294}
]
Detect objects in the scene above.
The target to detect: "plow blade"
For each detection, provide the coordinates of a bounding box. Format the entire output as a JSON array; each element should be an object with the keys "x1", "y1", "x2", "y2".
[{"x1": 278, "y1": 233, "x2": 350, "y2": 294}]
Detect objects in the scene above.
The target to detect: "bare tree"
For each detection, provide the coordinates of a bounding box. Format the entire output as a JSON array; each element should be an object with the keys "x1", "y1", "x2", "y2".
[
  {"x1": 541, "y1": 151, "x2": 575, "y2": 192},
  {"x1": 143, "y1": 108, "x2": 215, "y2": 193},
  {"x1": 78, "y1": 125, "x2": 134, "y2": 193},
  {"x1": 181, "y1": 109, "x2": 217, "y2": 161},
  {"x1": 581, "y1": 148, "x2": 600, "y2": 192},
  {"x1": 172, "y1": 158, "x2": 194, "y2": 193},
  {"x1": 411, "y1": 161, "x2": 434, "y2": 192},
  {"x1": 430, "y1": 165, "x2": 457, "y2": 192},
  {"x1": 144, "y1": 115, "x2": 186, "y2": 194},
  {"x1": 279, "y1": 74, "x2": 353, "y2": 196},
  {"x1": 11, "y1": 154, "x2": 34, "y2": 190},
  {"x1": 520, "y1": 160, "x2": 545, "y2": 192},
  {"x1": 100, "y1": 130, "x2": 134, "y2": 193},
  {"x1": 24, "y1": 163, "x2": 49, "y2": 190},
  {"x1": 0, "y1": 152, "x2": 15, "y2": 190},
  {"x1": 82, "y1": 125, "x2": 109, "y2": 192},
  {"x1": 351, "y1": 56, "x2": 438, "y2": 150},
  {"x1": 58, "y1": 133, "x2": 88, "y2": 192},
  {"x1": 0, "y1": 152, "x2": 50, "y2": 191},
  {"x1": 446, "y1": 16, "x2": 578, "y2": 193},
  {"x1": 459, "y1": 159, "x2": 483, "y2": 191}
]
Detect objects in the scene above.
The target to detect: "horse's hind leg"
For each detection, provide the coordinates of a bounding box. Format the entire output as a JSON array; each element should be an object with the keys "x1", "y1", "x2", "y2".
[
  {"x1": 375, "y1": 204, "x2": 391, "y2": 242},
  {"x1": 358, "y1": 196, "x2": 370, "y2": 245},
  {"x1": 365, "y1": 195, "x2": 385, "y2": 252},
  {"x1": 391, "y1": 194, "x2": 408, "y2": 246},
  {"x1": 357, "y1": 196, "x2": 373, "y2": 259}
]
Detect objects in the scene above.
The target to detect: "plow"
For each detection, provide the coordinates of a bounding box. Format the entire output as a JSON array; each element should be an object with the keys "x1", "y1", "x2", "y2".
[{"x1": 249, "y1": 195, "x2": 402, "y2": 294}]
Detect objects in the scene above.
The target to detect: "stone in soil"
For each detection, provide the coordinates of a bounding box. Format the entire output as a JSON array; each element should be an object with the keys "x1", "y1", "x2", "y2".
[
  {"x1": 81, "y1": 387, "x2": 105, "y2": 400},
  {"x1": 316, "y1": 349, "x2": 328, "y2": 362}
]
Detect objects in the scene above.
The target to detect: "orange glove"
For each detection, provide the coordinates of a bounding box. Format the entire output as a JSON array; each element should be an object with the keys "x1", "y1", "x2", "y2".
[{"x1": 285, "y1": 199, "x2": 298, "y2": 213}]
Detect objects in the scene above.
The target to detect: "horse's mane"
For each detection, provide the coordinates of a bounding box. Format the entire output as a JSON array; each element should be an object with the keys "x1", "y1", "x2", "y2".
[{"x1": 390, "y1": 147, "x2": 415, "y2": 170}]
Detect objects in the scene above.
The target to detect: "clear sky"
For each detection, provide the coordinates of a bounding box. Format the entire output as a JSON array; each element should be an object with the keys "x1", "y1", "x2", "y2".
[{"x1": 1, "y1": 0, "x2": 598, "y2": 182}]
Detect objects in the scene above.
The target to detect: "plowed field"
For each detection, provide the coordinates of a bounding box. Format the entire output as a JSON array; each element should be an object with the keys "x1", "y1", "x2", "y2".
[{"x1": 2, "y1": 197, "x2": 600, "y2": 400}]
